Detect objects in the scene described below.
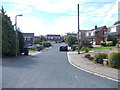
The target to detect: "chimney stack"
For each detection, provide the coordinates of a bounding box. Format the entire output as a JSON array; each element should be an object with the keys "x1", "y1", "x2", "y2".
[{"x1": 95, "y1": 25, "x2": 97, "y2": 29}]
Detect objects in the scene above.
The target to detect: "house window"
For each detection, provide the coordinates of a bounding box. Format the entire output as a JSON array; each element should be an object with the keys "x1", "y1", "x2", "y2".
[
  {"x1": 110, "y1": 26, "x2": 116, "y2": 32},
  {"x1": 58, "y1": 37, "x2": 60, "y2": 39},
  {"x1": 104, "y1": 32, "x2": 107, "y2": 35},
  {"x1": 86, "y1": 32, "x2": 88, "y2": 36},
  {"x1": 55, "y1": 37, "x2": 58, "y2": 39},
  {"x1": 26, "y1": 37, "x2": 32, "y2": 41},
  {"x1": 89, "y1": 32, "x2": 91, "y2": 36},
  {"x1": 48, "y1": 37, "x2": 51, "y2": 39},
  {"x1": 51, "y1": 37, "x2": 53, "y2": 39},
  {"x1": 91, "y1": 31, "x2": 95, "y2": 36}
]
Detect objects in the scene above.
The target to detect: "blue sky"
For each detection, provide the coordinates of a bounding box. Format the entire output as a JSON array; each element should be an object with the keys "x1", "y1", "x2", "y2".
[{"x1": 1, "y1": 0, "x2": 119, "y2": 36}]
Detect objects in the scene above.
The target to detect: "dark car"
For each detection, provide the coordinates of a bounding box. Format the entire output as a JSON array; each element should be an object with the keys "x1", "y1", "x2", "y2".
[{"x1": 59, "y1": 45, "x2": 68, "y2": 51}]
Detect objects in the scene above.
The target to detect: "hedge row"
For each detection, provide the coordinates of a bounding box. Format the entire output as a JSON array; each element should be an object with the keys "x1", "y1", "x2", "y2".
[
  {"x1": 84, "y1": 51, "x2": 120, "y2": 69},
  {"x1": 100, "y1": 41, "x2": 113, "y2": 46},
  {"x1": 108, "y1": 51, "x2": 120, "y2": 68}
]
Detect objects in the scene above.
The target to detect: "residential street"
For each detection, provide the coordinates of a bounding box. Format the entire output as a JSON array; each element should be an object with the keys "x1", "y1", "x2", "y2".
[{"x1": 2, "y1": 44, "x2": 118, "y2": 88}]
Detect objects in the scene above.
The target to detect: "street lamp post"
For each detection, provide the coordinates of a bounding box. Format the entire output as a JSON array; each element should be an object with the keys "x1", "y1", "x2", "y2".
[
  {"x1": 77, "y1": 4, "x2": 80, "y2": 54},
  {"x1": 15, "y1": 14, "x2": 23, "y2": 56}
]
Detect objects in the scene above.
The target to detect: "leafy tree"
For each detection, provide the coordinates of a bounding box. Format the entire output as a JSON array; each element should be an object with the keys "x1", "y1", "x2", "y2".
[
  {"x1": 107, "y1": 35, "x2": 117, "y2": 46},
  {"x1": 1, "y1": 6, "x2": 6, "y2": 15},
  {"x1": 65, "y1": 35, "x2": 78, "y2": 46},
  {"x1": 82, "y1": 41, "x2": 93, "y2": 48},
  {"x1": 1, "y1": 7, "x2": 16, "y2": 56},
  {"x1": 40, "y1": 35, "x2": 46, "y2": 42},
  {"x1": 17, "y1": 28, "x2": 25, "y2": 54}
]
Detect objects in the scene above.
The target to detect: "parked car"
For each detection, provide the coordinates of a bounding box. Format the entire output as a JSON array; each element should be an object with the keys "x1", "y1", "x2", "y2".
[
  {"x1": 59, "y1": 45, "x2": 68, "y2": 51},
  {"x1": 36, "y1": 45, "x2": 44, "y2": 51},
  {"x1": 28, "y1": 45, "x2": 36, "y2": 49},
  {"x1": 43, "y1": 43, "x2": 51, "y2": 47},
  {"x1": 50, "y1": 41, "x2": 56, "y2": 44}
]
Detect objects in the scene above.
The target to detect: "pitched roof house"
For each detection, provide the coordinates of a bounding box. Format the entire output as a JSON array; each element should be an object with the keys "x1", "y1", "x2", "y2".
[
  {"x1": 47, "y1": 34, "x2": 61, "y2": 41},
  {"x1": 22, "y1": 33, "x2": 34, "y2": 46},
  {"x1": 84, "y1": 26, "x2": 108, "y2": 45}
]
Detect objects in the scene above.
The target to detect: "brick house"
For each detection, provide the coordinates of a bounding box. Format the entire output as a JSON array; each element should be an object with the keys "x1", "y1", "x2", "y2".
[
  {"x1": 47, "y1": 34, "x2": 61, "y2": 41},
  {"x1": 22, "y1": 33, "x2": 34, "y2": 46},
  {"x1": 85, "y1": 26, "x2": 108, "y2": 45}
]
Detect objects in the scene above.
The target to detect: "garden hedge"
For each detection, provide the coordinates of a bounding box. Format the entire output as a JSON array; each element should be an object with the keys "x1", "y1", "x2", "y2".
[
  {"x1": 108, "y1": 51, "x2": 120, "y2": 69},
  {"x1": 93, "y1": 53, "x2": 108, "y2": 64}
]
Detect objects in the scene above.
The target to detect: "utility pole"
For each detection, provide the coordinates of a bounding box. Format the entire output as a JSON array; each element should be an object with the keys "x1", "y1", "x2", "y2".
[
  {"x1": 15, "y1": 15, "x2": 17, "y2": 56},
  {"x1": 78, "y1": 4, "x2": 80, "y2": 54},
  {"x1": 15, "y1": 14, "x2": 23, "y2": 56}
]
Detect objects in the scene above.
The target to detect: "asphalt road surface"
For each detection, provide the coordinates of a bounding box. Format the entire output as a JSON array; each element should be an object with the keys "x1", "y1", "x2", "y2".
[{"x1": 2, "y1": 44, "x2": 118, "y2": 88}]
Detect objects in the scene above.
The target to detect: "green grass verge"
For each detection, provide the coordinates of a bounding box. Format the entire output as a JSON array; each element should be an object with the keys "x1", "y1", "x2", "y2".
[
  {"x1": 29, "y1": 49, "x2": 37, "y2": 52},
  {"x1": 89, "y1": 46, "x2": 118, "y2": 51}
]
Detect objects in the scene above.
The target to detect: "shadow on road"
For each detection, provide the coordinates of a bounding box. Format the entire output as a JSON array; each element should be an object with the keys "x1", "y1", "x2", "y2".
[{"x1": 2, "y1": 55, "x2": 40, "y2": 68}]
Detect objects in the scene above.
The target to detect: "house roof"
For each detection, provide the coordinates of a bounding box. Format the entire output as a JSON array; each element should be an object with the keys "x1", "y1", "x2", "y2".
[
  {"x1": 67, "y1": 33, "x2": 77, "y2": 35},
  {"x1": 91, "y1": 26, "x2": 107, "y2": 31},
  {"x1": 114, "y1": 21, "x2": 120, "y2": 25},
  {"x1": 22, "y1": 33, "x2": 34, "y2": 37},
  {"x1": 47, "y1": 34, "x2": 61, "y2": 36}
]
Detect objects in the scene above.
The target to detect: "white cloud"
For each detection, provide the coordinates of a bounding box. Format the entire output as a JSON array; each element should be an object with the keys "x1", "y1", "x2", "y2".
[
  {"x1": 37, "y1": 16, "x2": 78, "y2": 35},
  {"x1": 17, "y1": 17, "x2": 44, "y2": 36},
  {"x1": 89, "y1": 17, "x2": 103, "y2": 21},
  {"x1": 13, "y1": 16, "x2": 78, "y2": 36},
  {"x1": 102, "y1": 0, "x2": 119, "y2": 25},
  {"x1": 72, "y1": 0, "x2": 116, "y2": 3},
  {"x1": 2, "y1": 0, "x2": 78, "y2": 13},
  {"x1": 2, "y1": 0, "x2": 118, "y2": 35},
  {"x1": 92, "y1": 4, "x2": 113, "y2": 16},
  {"x1": 53, "y1": 16, "x2": 78, "y2": 33},
  {"x1": 2, "y1": 0, "x2": 117, "y2": 14}
]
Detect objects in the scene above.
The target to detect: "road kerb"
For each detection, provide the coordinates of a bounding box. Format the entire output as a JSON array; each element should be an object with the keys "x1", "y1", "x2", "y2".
[
  {"x1": 29, "y1": 47, "x2": 52, "y2": 56},
  {"x1": 67, "y1": 52, "x2": 119, "y2": 82}
]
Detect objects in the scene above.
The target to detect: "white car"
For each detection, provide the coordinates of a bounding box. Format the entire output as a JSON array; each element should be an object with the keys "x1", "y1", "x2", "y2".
[{"x1": 50, "y1": 41, "x2": 56, "y2": 44}]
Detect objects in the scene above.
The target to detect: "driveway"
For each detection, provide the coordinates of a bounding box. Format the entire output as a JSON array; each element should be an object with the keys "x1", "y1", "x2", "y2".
[{"x1": 2, "y1": 44, "x2": 118, "y2": 88}]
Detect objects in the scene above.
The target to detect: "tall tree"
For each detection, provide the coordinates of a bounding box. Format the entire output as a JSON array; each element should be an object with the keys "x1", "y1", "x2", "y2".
[
  {"x1": 1, "y1": 6, "x2": 6, "y2": 15},
  {"x1": 40, "y1": 35, "x2": 46, "y2": 42},
  {"x1": 1, "y1": 6, "x2": 16, "y2": 56},
  {"x1": 17, "y1": 28, "x2": 25, "y2": 54}
]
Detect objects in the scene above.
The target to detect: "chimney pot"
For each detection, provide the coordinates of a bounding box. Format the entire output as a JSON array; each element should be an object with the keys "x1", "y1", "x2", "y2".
[{"x1": 95, "y1": 25, "x2": 97, "y2": 29}]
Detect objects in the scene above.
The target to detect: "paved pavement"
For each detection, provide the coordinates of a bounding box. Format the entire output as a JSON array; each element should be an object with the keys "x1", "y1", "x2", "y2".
[
  {"x1": 2, "y1": 44, "x2": 118, "y2": 88},
  {"x1": 1, "y1": 47, "x2": 52, "y2": 64},
  {"x1": 67, "y1": 50, "x2": 119, "y2": 82}
]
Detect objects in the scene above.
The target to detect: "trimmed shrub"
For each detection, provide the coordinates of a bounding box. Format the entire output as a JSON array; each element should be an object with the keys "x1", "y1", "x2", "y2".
[
  {"x1": 80, "y1": 47, "x2": 89, "y2": 52},
  {"x1": 100, "y1": 42, "x2": 106, "y2": 47},
  {"x1": 84, "y1": 48, "x2": 89, "y2": 52},
  {"x1": 88, "y1": 57, "x2": 94, "y2": 60},
  {"x1": 76, "y1": 47, "x2": 78, "y2": 50},
  {"x1": 93, "y1": 53, "x2": 108, "y2": 64},
  {"x1": 84, "y1": 54, "x2": 91, "y2": 58},
  {"x1": 106, "y1": 41, "x2": 113, "y2": 46},
  {"x1": 71, "y1": 45, "x2": 78, "y2": 51},
  {"x1": 81, "y1": 47, "x2": 85, "y2": 51},
  {"x1": 108, "y1": 51, "x2": 120, "y2": 68},
  {"x1": 75, "y1": 42, "x2": 78, "y2": 44}
]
